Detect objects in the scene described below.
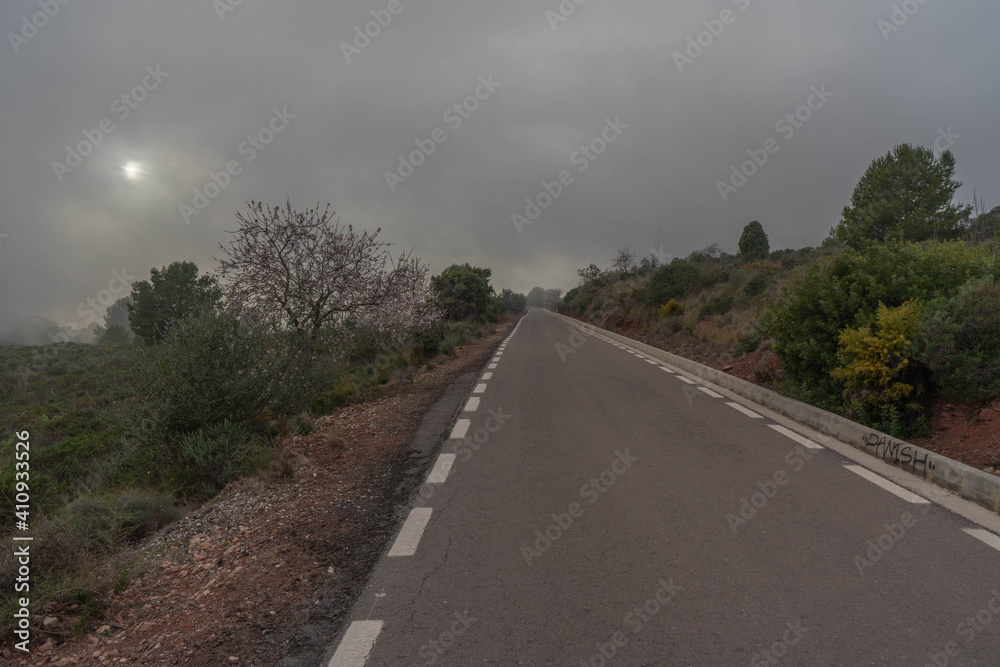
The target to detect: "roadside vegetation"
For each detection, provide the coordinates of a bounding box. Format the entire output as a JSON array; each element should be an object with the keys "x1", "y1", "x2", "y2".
[
  {"x1": 561, "y1": 143, "x2": 1000, "y2": 440},
  {"x1": 0, "y1": 200, "x2": 526, "y2": 634}
]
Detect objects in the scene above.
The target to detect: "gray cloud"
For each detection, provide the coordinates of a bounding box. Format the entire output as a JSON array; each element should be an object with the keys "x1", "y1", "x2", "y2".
[{"x1": 2, "y1": 0, "x2": 997, "y2": 327}]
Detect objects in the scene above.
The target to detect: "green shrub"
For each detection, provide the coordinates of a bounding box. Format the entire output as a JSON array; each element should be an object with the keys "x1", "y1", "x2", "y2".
[
  {"x1": 310, "y1": 373, "x2": 359, "y2": 414},
  {"x1": 0, "y1": 420, "x2": 122, "y2": 524},
  {"x1": 413, "y1": 321, "x2": 473, "y2": 358},
  {"x1": 346, "y1": 328, "x2": 385, "y2": 364},
  {"x1": 439, "y1": 333, "x2": 461, "y2": 357},
  {"x1": 43, "y1": 408, "x2": 105, "y2": 439},
  {"x1": 412, "y1": 329, "x2": 442, "y2": 358},
  {"x1": 698, "y1": 293, "x2": 737, "y2": 319},
  {"x1": 65, "y1": 491, "x2": 180, "y2": 547},
  {"x1": 744, "y1": 274, "x2": 773, "y2": 297},
  {"x1": 644, "y1": 262, "x2": 703, "y2": 308},
  {"x1": 762, "y1": 240, "x2": 997, "y2": 400},
  {"x1": 657, "y1": 315, "x2": 685, "y2": 334},
  {"x1": 292, "y1": 412, "x2": 314, "y2": 436},
  {"x1": 179, "y1": 420, "x2": 252, "y2": 491},
  {"x1": 446, "y1": 321, "x2": 474, "y2": 341},
  {"x1": 918, "y1": 277, "x2": 1000, "y2": 401},
  {"x1": 702, "y1": 268, "x2": 733, "y2": 288},
  {"x1": 848, "y1": 403, "x2": 928, "y2": 440},
  {"x1": 570, "y1": 291, "x2": 595, "y2": 315},
  {"x1": 735, "y1": 329, "x2": 765, "y2": 355},
  {"x1": 0, "y1": 489, "x2": 178, "y2": 631},
  {"x1": 131, "y1": 310, "x2": 321, "y2": 435}
]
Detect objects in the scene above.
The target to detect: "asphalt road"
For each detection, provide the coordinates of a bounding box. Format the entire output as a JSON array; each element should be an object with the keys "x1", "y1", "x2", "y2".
[{"x1": 323, "y1": 308, "x2": 1000, "y2": 666}]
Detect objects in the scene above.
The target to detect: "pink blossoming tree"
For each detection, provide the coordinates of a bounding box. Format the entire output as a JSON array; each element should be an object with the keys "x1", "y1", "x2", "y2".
[{"x1": 217, "y1": 200, "x2": 439, "y2": 346}]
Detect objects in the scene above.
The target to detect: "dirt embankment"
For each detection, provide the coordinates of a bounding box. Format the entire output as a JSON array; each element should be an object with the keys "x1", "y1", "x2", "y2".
[{"x1": 5, "y1": 320, "x2": 511, "y2": 667}]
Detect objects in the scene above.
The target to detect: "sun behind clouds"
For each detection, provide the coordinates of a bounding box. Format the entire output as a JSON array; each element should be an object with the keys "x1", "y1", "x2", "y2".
[{"x1": 122, "y1": 161, "x2": 144, "y2": 180}]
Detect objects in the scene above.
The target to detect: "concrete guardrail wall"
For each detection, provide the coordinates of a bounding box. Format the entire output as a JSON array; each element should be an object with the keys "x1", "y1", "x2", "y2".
[{"x1": 555, "y1": 313, "x2": 1000, "y2": 515}]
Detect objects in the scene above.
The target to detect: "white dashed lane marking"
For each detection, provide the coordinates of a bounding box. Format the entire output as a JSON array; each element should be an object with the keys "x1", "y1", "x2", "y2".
[
  {"x1": 697, "y1": 386, "x2": 724, "y2": 398},
  {"x1": 388, "y1": 508, "x2": 433, "y2": 556},
  {"x1": 726, "y1": 402, "x2": 762, "y2": 419},
  {"x1": 327, "y1": 621, "x2": 384, "y2": 667},
  {"x1": 677, "y1": 376, "x2": 697, "y2": 385},
  {"x1": 963, "y1": 529, "x2": 1000, "y2": 554},
  {"x1": 330, "y1": 326, "x2": 522, "y2": 664},
  {"x1": 427, "y1": 453, "x2": 457, "y2": 484},
  {"x1": 450, "y1": 419, "x2": 471, "y2": 439},
  {"x1": 843, "y1": 465, "x2": 929, "y2": 504},
  {"x1": 768, "y1": 424, "x2": 822, "y2": 450}
]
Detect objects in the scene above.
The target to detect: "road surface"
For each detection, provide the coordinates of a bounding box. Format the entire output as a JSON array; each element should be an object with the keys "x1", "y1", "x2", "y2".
[{"x1": 325, "y1": 308, "x2": 1000, "y2": 666}]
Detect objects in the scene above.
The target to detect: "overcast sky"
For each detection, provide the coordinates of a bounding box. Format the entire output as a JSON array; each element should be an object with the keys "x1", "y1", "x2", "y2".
[{"x1": 1, "y1": 0, "x2": 997, "y2": 330}]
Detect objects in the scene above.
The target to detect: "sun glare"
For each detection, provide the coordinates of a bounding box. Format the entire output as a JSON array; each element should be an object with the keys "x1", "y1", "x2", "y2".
[{"x1": 122, "y1": 162, "x2": 143, "y2": 180}]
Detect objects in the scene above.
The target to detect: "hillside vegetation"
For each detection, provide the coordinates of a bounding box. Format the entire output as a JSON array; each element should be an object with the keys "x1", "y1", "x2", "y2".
[{"x1": 563, "y1": 143, "x2": 1000, "y2": 442}]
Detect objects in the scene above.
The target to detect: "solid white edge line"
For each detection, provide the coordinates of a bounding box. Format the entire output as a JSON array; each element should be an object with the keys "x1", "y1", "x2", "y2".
[
  {"x1": 328, "y1": 620, "x2": 384, "y2": 667},
  {"x1": 768, "y1": 423, "x2": 823, "y2": 450},
  {"x1": 450, "y1": 419, "x2": 471, "y2": 439},
  {"x1": 963, "y1": 528, "x2": 1000, "y2": 553},
  {"x1": 465, "y1": 397, "x2": 480, "y2": 411},
  {"x1": 725, "y1": 401, "x2": 763, "y2": 419},
  {"x1": 427, "y1": 453, "x2": 457, "y2": 484},
  {"x1": 473, "y1": 383, "x2": 487, "y2": 394},
  {"x1": 388, "y1": 507, "x2": 433, "y2": 556},
  {"x1": 677, "y1": 376, "x2": 697, "y2": 385},
  {"x1": 843, "y1": 465, "x2": 930, "y2": 503},
  {"x1": 697, "y1": 386, "x2": 724, "y2": 398}
]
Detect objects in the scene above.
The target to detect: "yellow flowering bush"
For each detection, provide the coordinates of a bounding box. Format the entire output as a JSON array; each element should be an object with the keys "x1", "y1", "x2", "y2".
[
  {"x1": 831, "y1": 300, "x2": 923, "y2": 404},
  {"x1": 659, "y1": 299, "x2": 685, "y2": 318}
]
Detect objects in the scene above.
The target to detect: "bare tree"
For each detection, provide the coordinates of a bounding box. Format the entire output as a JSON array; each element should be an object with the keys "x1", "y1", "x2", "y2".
[
  {"x1": 964, "y1": 189, "x2": 999, "y2": 248},
  {"x1": 611, "y1": 245, "x2": 638, "y2": 277},
  {"x1": 701, "y1": 242, "x2": 723, "y2": 259},
  {"x1": 217, "y1": 200, "x2": 434, "y2": 343}
]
